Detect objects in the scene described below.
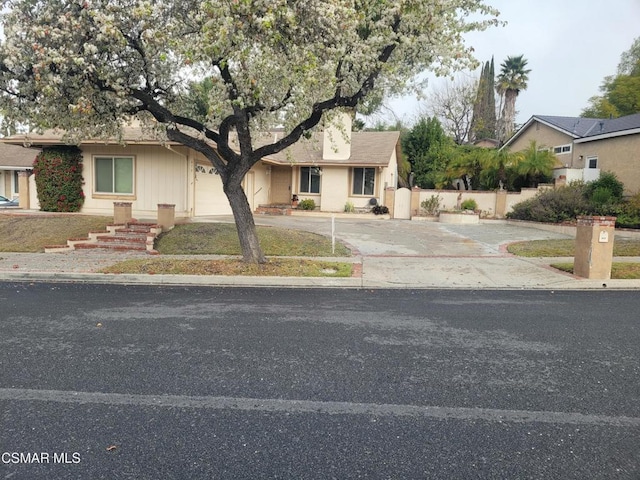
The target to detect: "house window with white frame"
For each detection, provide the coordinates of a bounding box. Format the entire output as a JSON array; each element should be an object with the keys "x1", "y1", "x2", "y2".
[
  {"x1": 587, "y1": 156, "x2": 598, "y2": 169},
  {"x1": 13, "y1": 171, "x2": 19, "y2": 194},
  {"x1": 94, "y1": 156, "x2": 134, "y2": 194},
  {"x1": 300, "y1": 166, "x2": 321, "y2": 194},
  {"x1": 352, "y1": 167, "x2": 375, "y2": 196},
  {"x1": 553, "y1": 144, "x2": 572, "y2": 154}
]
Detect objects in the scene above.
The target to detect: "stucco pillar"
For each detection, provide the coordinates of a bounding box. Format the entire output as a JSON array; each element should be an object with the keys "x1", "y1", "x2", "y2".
[
  {"x1": 573, "y1": 216, "x2": 616, "y2": 280},
  {"x1": 384, "y1": 187, "x2": 395, "y2": 218},
  {"x1": 411, "y1": 187, "x2": 421, "y2": 217},
  {"x1": 495, "y1": 190, "x2": 507, "y2": 219},
  {"x1": 157, "y1": 203, "x2": 176, "y2": 231},
  {"x1": 113, "y1": 202, "x2": 132, "y2": 225},
  {"x1": 18, "y1": 171, "x2": 30, "y2": 210}
]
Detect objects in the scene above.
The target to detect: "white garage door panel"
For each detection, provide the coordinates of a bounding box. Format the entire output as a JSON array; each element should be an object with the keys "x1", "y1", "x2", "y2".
[{"x1": 195, "y1": 168, "x2": 232, "y2": 216}]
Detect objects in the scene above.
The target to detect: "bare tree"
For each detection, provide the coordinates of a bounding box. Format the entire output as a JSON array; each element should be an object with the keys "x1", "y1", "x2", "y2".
[{"x1": 422, "y1": 75, "x2": 478, "y2": 144}]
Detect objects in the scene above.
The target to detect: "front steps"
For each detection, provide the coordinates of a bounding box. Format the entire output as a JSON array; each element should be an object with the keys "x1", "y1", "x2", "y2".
[
  {"x1": 255, "y1": 204, "x2": 293, "y2": 215},
  {"x1": 44, "y1": 222, "x2": 162, "y2": 254}
]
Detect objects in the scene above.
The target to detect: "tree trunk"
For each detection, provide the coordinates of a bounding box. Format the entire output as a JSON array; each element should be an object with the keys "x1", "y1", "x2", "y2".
[
  {"x1": 501, "y1": 89, "x2": 517, "y2": 141},
  {"x1": 224, "y1": 178, "x2": 266, "y2": 264}
]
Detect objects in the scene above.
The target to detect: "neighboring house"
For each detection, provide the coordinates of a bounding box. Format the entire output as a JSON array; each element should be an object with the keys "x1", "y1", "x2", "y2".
[
  {"x1": 503, "y1": 113, "x2": 640, "y2": 195},
  {"x1": 0, "y1": 143, "x2": 41, "y2": 204},
  {"x1": 0, "y1": 114, "x2": 400, "y2": 217}
]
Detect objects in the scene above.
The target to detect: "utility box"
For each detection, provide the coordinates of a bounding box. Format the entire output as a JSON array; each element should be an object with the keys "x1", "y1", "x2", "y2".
[{"x1": 573, "y1": 216, "x2": 616, "y2": 279}]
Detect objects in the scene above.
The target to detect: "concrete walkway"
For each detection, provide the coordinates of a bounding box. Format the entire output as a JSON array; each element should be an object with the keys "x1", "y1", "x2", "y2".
[{"x1": 0, "y1": 215, "x2": 639, "y2": 290}]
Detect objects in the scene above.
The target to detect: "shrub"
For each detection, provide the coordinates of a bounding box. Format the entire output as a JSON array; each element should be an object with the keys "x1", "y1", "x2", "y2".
[
  {"x1": 298, "y1": 199, "x2": 316, "y2": 210},
  {"x1": 460, "y1": 198, "x2": 477, "y2": 211},
  {"x1": 33, "y1": 146, "x2": 85, "y2": 212},
  {"x1": 344, "y1": 201, "x2": 355, "y2": 213},
  {"x1": 420, "y1": 194, "x2": 441, "y2": 215},
  {"x1": 616, "y1": 193, "x2": 640, "y2": 229},
  {"x1": 507, "y1": 184, "x2": 591, "y2": 223},
  {"x1": 372, "y1": 205, "x2": 389, "y2": 215},
  {"x1": 585, "y1": 171, "x2": 624, "y2": 203}
]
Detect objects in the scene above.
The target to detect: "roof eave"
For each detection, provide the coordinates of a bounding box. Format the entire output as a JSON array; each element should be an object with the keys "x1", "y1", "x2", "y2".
[{"x1": 574, "y1": 128, "x2": 640, "y2": 143}]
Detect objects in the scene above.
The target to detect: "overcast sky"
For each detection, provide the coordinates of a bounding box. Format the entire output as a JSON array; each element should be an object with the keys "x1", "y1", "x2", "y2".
[{"x1": 376, "y1": 0, "x2": 640, "y2": 127}]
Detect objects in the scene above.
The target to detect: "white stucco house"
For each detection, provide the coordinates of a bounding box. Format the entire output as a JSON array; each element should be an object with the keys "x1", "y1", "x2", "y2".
[{"x1": 0, "y1": 114, "x2": 401, "y2": 217}]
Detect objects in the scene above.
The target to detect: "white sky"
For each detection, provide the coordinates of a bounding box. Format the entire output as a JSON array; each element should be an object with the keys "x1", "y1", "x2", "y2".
[{"x1": 376, "y1": 0, "x2": 640, "y2": 127}]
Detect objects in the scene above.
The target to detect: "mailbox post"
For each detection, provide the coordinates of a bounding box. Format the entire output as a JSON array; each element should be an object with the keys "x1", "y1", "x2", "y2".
[{"x1": 573, "y1": 216, "x2": 616, "y2": 279}]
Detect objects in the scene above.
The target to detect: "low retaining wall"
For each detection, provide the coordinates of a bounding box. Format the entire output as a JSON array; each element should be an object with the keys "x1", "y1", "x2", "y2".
[{"x1": 439, "y1": 212, "x2": 480, "y2": 224}]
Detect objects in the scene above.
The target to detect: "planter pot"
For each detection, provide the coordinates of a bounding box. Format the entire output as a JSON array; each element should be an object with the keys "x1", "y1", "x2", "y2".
[{"x1": 439, "y1": 212, "x2": 480, "y2": 224}]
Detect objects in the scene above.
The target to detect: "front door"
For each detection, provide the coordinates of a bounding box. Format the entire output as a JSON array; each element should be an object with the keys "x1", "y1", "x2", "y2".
[{"x1": 270, "y1": 166, "x2": 291, "y2": 204}]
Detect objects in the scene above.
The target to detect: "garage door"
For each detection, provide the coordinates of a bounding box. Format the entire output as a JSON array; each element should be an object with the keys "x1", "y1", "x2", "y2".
[{"x1": 194, "y1": 164, "x2": 232, "y2": 216}]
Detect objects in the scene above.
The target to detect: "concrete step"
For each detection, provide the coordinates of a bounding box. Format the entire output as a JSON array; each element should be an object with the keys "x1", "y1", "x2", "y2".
[
  {"x1": 94, "y1": 235, "x2": 147, "y2": 244},
  {"x1": 47, "y1": 221, "x2": 161, "y2": 254},
  {"x1": 74, "y1": 242, "x2": 148, "y2": 251}
]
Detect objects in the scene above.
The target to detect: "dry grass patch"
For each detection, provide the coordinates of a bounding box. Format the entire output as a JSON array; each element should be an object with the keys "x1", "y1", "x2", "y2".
[
  {"x1": 0, "y1": 214, "x2": 113, "y2": 252},
  {"x1": 157, "y1": 223, "x2": 351, "y2": 257},
  {"x1": 101, "y1": 258, "x2": 353, "y2": 277},
  {"x1": 551, "y1": 262, "x2": 640, "y2": 279},
  {"x1": 507, "y1": 239, "x2": 640, "y2": 257}
]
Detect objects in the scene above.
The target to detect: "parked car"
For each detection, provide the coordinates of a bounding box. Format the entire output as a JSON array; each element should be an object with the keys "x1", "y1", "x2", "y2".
[{"x1": 0, "y1": 195, "x2": 19, "y2": 207}]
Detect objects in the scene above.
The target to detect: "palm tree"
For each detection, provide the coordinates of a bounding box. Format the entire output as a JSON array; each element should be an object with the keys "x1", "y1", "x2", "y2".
[
  {"x1": 514, "y1": 140, "x2": 557, "y2": 187},
  {"x1": 496, "y1": 55, "x2": 531, "y2": 143}
]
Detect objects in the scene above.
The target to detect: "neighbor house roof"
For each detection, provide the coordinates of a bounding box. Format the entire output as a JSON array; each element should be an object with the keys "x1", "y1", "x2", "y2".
[
  {"x1": 0, "y1": 143, "x2": 41, "y2": 169},
  {"x1": 1, "y1": 127, "x2": 401, "y2": 167},
  {"x1": 504, "y1": 113, "x2": 640, "y2": 147}
]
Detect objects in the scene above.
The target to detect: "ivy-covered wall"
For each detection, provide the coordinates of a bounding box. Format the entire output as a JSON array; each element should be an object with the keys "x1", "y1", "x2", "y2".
[{"x1": 33, "y1": 146, "x2": 85, "y2": 212}]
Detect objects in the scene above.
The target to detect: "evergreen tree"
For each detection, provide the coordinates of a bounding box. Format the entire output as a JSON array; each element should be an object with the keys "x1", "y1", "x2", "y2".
[
  {"x1": 470, "y1": 57, "x2": 497, "y2": 141},
  {"x1": 402, "y1": 117, "x2": 453, "y2": 189}
]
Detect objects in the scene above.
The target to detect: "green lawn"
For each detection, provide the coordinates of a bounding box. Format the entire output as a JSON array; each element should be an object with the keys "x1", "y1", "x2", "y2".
[
  {"x1": 0, "y1": 214, "x2": 113, "y2": 252},
  {"x1": 507, "y1": 239, "x2": 640, "y2": 257},
  {"x1": 156, "y1": 223, "x2": 351, "y2": 257}
]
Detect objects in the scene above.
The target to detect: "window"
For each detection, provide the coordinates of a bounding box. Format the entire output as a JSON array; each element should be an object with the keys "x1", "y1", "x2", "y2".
[
  {"x1": 95, "y1": 156, "x2": 134, "y2": 194},
  {"x1": 13, "y1": 171, "x2": 19, "y2": 194},
  {"x1": 352, "y1": 167, "x2": 375, "y2": 196},
  {"x1": 553, "y1": 144, "x2": 572, "y2": 154},
  {"x1": 300, "y1": 167, "x2": 321, "y2": 194},
  {"x1": 587, "y1": 156, "x2": 598, "y2": 169}
]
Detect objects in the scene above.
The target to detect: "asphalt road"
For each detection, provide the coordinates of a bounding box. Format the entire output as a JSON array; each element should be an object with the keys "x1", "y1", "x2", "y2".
[{"x1": 1, "y1": 283, "x2": 639, "y2": 479}]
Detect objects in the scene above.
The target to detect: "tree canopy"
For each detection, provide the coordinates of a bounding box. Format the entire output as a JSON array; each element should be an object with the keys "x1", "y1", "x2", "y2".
[
  {"x1": 582, "y1": 37, "x2": 640, "y2": 118},
  {"x1": 402, "y1": 117, "x2": 454, "y2": 189},
  {"x1": 496, "y1": 55, "x2": 530, "y2": 142},
  {"x1": 0, "y1": 0, "x2": 501, "y2": 262}
]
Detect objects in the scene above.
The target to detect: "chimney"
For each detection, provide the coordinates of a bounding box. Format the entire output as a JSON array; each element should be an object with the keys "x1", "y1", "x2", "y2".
[{"x1": 322, "y1": 111, "x2": 352, "y2": 161}]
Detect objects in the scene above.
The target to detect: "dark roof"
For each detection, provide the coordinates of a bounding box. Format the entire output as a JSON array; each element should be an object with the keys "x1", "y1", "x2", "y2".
[
  {"x1": 505, "y1": 113, "x2": 640, "y2": 147},
  {"x1": 535, "y1": 116, "x2": 602, "y2": 137},
  {"x1": 0, "y1": 143, "x2": 41, "y2": 168}
]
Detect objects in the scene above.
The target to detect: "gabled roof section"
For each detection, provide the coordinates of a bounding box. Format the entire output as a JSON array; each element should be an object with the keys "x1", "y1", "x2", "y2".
[
  {"x1": 504, "y1": 113, "x2": 640, "y2": 148},
  {"x1": 535, "y1": 116, "x2": 603, "y2": 137},
  {"x1": 261, "y1": 130, "x2": 400, "y2": 167},
  {"x1": 574, "y1": 113, "x2": 640, "y2": 143},
  {"x1": 0, "y1": 143, "x2": 41, "y2": 169}
]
